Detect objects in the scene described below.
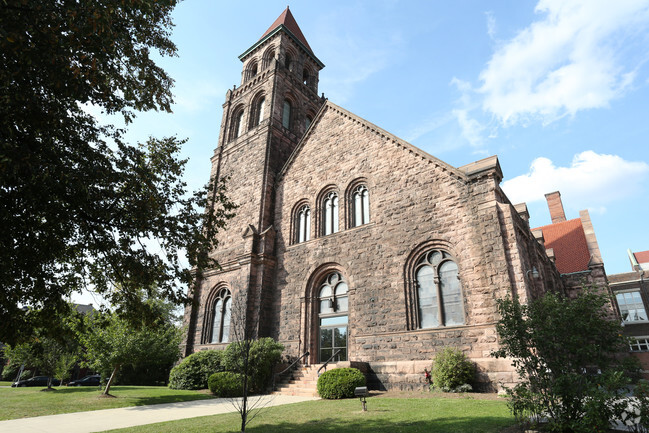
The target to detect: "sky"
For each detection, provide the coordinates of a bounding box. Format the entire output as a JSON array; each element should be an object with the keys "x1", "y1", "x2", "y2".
[{"x1": 76, "y1": 0, "x2": 649, "y2": 302}]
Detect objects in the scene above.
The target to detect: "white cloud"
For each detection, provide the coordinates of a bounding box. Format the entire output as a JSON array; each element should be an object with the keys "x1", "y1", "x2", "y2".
[
  {"x1": 485, "y1": 11, "x2": 497, "y2": 40},
  {"x1": 501, "y1": 151, "x2": 649, "y2": 211},
  {"x1": 479, "y1": 0, "x2": 649, "y2": 126},
  {"x1": 453, "y1": 109, "x2": 485, "y2": 148}
]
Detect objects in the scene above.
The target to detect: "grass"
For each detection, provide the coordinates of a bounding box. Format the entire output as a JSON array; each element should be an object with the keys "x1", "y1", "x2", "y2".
[
  {"x1": 0, "y1": 381, "x2": 13, "y2": 386},
  {"x1": 0, "y1": 386, "x2": 214, "y2": 420},
  {"x1": 103, "y1": 397, "x2": 516, "y2": 433}
]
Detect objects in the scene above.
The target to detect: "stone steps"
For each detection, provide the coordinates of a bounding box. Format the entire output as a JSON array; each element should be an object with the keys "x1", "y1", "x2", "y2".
[{"x1": 273, "y1": 363, "x2": 338, "y2": 397}]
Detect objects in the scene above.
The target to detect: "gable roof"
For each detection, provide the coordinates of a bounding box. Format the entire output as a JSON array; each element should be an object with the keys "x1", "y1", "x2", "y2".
[
  {"x1": 533, "y1": 218, "x2": 591, "y2": 274},
  {"x1": 277, "y1": 100, "x2": 470, "y2": 182},
  {"x1": 634, "y1": 250, "x2": 649, "y2": 265}
]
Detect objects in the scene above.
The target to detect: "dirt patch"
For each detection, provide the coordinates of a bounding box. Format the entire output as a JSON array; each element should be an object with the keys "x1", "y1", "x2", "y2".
[{"x1": 369, "y1": 390, "x2": 506, "y2": 401}]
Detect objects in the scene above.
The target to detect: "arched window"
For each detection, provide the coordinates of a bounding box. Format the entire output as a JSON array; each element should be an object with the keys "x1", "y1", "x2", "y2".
[
  {"x1": 352, "y1": 185, "x2": 370, "y2": 227},
  {"x1": 285, "y1": 53, "x2": 293, "y2": 72},
  {"x1": 262, "y1": 48, "x2": 275, "y2": 69},
  {"x1": 415, "y1": 250, "x2": 464, "y2": 328},
  {"x1": 210, "y1": 289, "x2": 232, "y2": 343},
  {"x1": 230, "y1": 109, "x2": 244, "y2": 140},
  {"x1": 249, "y1": 62, "x2": 257, "y2": 78},
  {"x1": 295, "y1": 204, "x2": 311, "y2": 243},
  {"x1": 305, "y1": 115, "x2": 312, "y2": 130},
  {"x1": 302, "y1": 68, "x2": 309, "y2": 86},
  {"x1": 322, "y1": 191, "x2": 339, "y2": 235},
  {"x1": 251, "y1": 96, "x2": 265, "y2": 127},
  {"x1": 282, "y1": 100, "x2": 291, "y2": 129},
  {"x1": 318, "y1": 272, "x2": 348, "y2": 362}
]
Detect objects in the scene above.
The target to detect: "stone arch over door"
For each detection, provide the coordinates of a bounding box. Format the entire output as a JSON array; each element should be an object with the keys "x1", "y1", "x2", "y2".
[{"x1": 303, "y1": 263, "x2": 352, "y2": 365}]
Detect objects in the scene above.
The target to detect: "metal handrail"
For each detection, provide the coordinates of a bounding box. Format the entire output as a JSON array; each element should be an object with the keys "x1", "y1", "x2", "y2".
[
  {"x1": 317, "y1": 349, "x2": 341, "y2": 376},
  {"x1": 272, "y1": 351, "x2": 309, "y2": 391}
]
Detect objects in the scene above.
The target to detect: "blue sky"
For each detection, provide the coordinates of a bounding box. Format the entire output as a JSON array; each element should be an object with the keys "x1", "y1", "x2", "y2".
[{"x1": 117, "y1": 0, "x2": 649, "y2": 279}]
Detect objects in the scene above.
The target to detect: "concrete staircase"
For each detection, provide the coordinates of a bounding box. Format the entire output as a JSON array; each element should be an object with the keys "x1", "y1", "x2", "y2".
[{"x1": 273, "y1": 363, "x2": 335, "y2": 397}]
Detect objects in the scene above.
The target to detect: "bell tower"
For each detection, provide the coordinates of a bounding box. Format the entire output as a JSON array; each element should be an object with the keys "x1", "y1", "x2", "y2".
[{"x1": 183, "y1": 8, "x2": 325, "y2": 354}]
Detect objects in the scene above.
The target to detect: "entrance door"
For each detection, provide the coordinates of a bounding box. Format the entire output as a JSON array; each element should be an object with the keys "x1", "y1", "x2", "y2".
[{"x1": 317, "y1": 272, "x2": 349, "y2": 363}]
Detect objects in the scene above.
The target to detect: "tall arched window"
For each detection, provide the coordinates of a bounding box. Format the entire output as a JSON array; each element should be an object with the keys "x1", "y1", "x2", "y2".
[
  {"x1": 305, "y1": 115, "x2": 312, "y2": 130},
  {"x1": 282, "y1": 100, "x2": 291, "y2": 129},
  {"x1": 322, "y1": 191, "x2": 339, "y2": 235},
  {"x1": 296, "y1": 204, "x2": 311, "y2": 243},
  {"x1": 230, "y1": 109, "x2": 244, "y2": 141},
  {"x1": 318, "y1": 272, "x2": 348, "y2": 362},
  {"x1": 253, "y1": 96, "x2": 265, "y2": 127},
  {"x1": 262, "y1": 48, "x2": 275, "y2": 69},
  {"x1": 211, "y1": 289, "x2": 232, "y2": 343},
  {"x1": 352, "y1": 185, "x2": 370, "y2": 227},
  {"x1": 415, "y1": 250, "x2": 464, "y2": 328},
  {"x1": 285, "y1": 53, "x2": 293, "y2": 72}
]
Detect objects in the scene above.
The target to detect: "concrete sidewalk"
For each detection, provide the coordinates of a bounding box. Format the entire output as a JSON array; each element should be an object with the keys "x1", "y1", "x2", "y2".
[{"x1": 0, "y1": 394, "x2": 318, "y2": 433}]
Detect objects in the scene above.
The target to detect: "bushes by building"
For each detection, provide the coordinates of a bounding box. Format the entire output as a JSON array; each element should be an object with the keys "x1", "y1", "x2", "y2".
[
  {"x1": 430, "y1": 347, "x2": 475, "y2": 392},
  {"x1": 222, "y1": 337, "x2": 283, "y2": 393},
  {"x1": 317, "y1": 367, "x2": 365, "y2": 399},
  {"x1": 168, "y1": 350, "x2": 224, "y2": 390},
  {"x1": 208, "y1": 371, "x2": 247, "y2": 397}
]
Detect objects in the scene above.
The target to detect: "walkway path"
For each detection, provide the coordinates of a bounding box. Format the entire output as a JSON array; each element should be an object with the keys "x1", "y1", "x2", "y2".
[{"x1": 0, "y1": 394, "x2": 318, "y2": 433}]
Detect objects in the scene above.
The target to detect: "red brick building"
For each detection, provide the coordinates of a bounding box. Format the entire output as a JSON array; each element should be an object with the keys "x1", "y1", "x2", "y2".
[{"x1": 182, "y1": 8, "x2": 595, "y2": 391}]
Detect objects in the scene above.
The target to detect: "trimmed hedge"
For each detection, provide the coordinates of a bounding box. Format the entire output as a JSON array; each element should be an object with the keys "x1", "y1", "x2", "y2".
[
  {"x1": 317, "y1": 367, "x2": 366, "y2": 399},
  {"x1": 168, "y1": 350, "x2": 224, "y2": 390},
  {"x1": 431, "y1": 347, "x2": 475, "y2": 392},
  {"x1": 208, "y1": 371, "x2": 245, "y2": 397}
]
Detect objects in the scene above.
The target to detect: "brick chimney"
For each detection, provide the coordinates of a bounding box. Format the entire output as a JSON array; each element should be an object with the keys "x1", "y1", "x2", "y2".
[{"x1": 545, "y1": 191, "x2": 566, "y2": 224}]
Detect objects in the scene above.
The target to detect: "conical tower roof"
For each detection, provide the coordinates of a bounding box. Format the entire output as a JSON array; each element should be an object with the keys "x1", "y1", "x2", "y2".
[{"x1": 259, "y1": 7, "x2": 312, "y2": 53}]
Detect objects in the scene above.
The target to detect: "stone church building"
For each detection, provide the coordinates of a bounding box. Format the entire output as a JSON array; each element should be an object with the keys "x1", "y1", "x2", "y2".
[{"x1": 182, "y1": 8, "x2": 603, "y2": 391}]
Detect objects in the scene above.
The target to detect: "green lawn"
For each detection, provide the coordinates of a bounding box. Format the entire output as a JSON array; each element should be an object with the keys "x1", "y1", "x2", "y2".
[
  {"x1": 0, "y1": 386, "x2": 214, "y2": 420},
  {"x1": 103, "y1": 397, "x2": 516, "y2": 433},
  {"x1": 0, "y1": 381, "x2": 13, "y2": 386}
]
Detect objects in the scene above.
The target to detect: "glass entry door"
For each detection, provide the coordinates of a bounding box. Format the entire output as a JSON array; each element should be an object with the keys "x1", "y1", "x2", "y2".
[{"x1": 319, "y1": 315, "x2": 347, "y2": 362}]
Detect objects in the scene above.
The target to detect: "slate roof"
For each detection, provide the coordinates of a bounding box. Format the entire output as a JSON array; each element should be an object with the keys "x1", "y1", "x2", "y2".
[
  {"x1": 259, "y1": 7, "x2": 313, "y2": 53},
  {"x1": 533, "y1": 218, "x2": 591, "y2": 274}
]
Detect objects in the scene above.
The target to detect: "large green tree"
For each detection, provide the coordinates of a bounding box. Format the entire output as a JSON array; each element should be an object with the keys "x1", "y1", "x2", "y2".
[
  {"x1": 79, "y1": 310, "x2": 181, "y2": 395},
  {"x1": 0, "y1": 1, "x2": 234, "y2": 344}
]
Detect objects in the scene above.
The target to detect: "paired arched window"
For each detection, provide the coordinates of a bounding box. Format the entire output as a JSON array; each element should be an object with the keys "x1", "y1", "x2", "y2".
[
  {"x1": 282, "y1": 100, "x2": 292, "y2": 129},
  {"x1": 322, "y1": 192, "x2": 339, "y2": 235},
  {"x1": 318, "y1": 272, "x2": 348, "y2": 362},
  {"x1": 415, "y1": 250, "x2": 464, "y2": 328},
  {"x1": 296, "y1": 204, "x2": 311, "y2": 243},
  {"x1": 210, "y1": 289, "x2": 232, "y2": 343},
  {"x1": 352, "y1": 185, "x2": 370, "y2": 227},
  {"x1": 262, "y1": 48, "x2": 275, "y2": 70}
]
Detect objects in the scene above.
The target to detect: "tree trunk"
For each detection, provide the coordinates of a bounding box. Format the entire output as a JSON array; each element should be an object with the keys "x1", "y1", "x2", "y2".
[
  {"x1": 103, "y1": 364, "x2": 121, "y2": 395},
  {"x1": 47, "y1": 376, "x2": 53, "y2": 389}
]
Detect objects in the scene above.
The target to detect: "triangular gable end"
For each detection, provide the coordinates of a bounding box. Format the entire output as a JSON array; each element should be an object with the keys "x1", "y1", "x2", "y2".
[{"x1": 278, "y1": 100, "x2": 469, "y2": 182}]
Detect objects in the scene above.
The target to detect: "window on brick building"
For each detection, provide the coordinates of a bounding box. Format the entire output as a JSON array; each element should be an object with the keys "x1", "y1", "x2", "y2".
[
  {"x1": 282, "y1": 100, "x2": 291, "y2": 129},
  {"x1": 415, "y1": 250, "x2": 464, "y2": 328},
  {"x1": 322, "y1": 191, "x2": 339, "y2": 235},
  {"x1": 351, "y1": 185, "x2": 370, "y2": 227},
  {"x1": 318, "y1": 272, "x2": 348, "y2": 362},
  {"x1": 305, "y1": 115, "x2": 312, "y2": 130},
  {"x1": 230, "y1": 108, "x2": 245, "y2": 140},
  {"x1": 630, "y1": 337, "x2": 649, "y2": 352},
  {"x1": 616, "y1": 290, "x2": 647, "y2": 322},
  {"x1": 252, "y1": 95, "x2": 265, "y2": 127},
  {"x1": 295, "y1": 204, "x2": 311, "y2": 243},
  {"x1": 210, "y1": 289, "x2": 231, "y2": 344}
]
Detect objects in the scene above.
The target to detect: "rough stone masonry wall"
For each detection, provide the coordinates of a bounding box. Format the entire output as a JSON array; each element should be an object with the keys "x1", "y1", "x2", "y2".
[{"x1": 272, "y1": 104, "x2": 528, "y2": 391}]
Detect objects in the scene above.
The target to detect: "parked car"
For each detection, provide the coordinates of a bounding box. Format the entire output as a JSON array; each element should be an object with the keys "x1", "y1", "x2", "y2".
[
  {"x1": 68, "y1": 374, "x2": 101, "y2": 387},
  {"x1": 12, "y1": 376, "x2": 61, "y2": 387}
]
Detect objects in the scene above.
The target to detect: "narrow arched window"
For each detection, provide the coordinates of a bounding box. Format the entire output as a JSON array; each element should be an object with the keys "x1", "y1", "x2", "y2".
[
  {"x1": 211, "y1": 289, "x2": 232, "y2": 343},
  {"x1": 318, "y1": 272, "x2": 348, "y2": 362},
  {"x1": 305, "y1": 116, "x2": 312, "y2": 130},
  {"x1": 231, "y1": 109, "x2": 244, "y2": 140},
  {"x1": 323, "y1": 192, "x2": 339, "y2": 235},
  {"x1": 352, "y1": 185, "x2": 370, "y2": 227},
  {"x1": 285, "y1": 53, "x2": 293, "y2": 71},
  {"x1": 255, "y1": 97, "x2": 265, "y2": 126},
  {"x1": 282, "y1": 100, "x2": 291, "y2": 129},
  {"x1": 415, "y1": 250, "x2": 464, "y2": 328},
  {"x1": 303, "y1": 69, "x2": 309, "y2": 85},
  {"x1": 296, "y1": 204, "x2": 311, "y2": 243}
]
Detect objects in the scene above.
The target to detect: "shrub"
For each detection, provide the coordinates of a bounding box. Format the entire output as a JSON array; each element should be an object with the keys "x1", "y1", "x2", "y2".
[
  {"x1": 168, "y1": 350, "x2": 223, "y2": 390},
  {"x1": 431, "y1": 347, "x2": 475, "y2": 392},
  {"x1": 223, "y1": 337, "x2": 283, "y2": 392},
  {"x1": 493, "y1": 288, "x2": 630, "y2": 432},
  {"x1": 208, "y1": 371, "x2": 245, "y2": 397},
  {"x1": 317, "y1": 367, "x2": 365, "y2": 399}
]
